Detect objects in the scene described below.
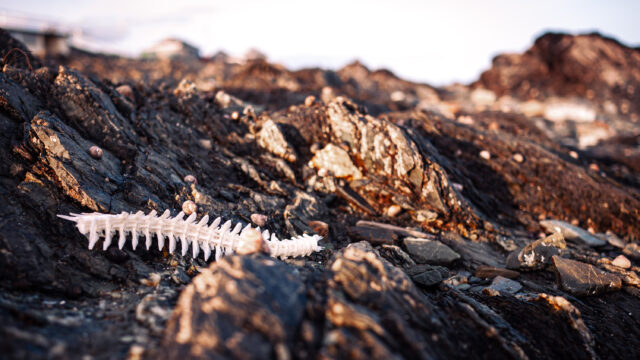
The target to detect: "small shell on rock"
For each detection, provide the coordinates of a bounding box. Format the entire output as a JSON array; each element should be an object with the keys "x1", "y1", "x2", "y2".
[
  {"x1": 310, "y1": 143, "x2": 321, "y2": 154},
  {"x1": 386, "y1": 205, "x2": 402, "y2": 218},
  {"x1": 182, "y1": 200, "x2": 197, "y2": 215},
  {"x1": 304, "y1": 95, "x2": 316, "y2": 107},
  {"x1": 512, "y1": 153, "x2": 524, "y2": 163},
  {"x1": 89, "y1": 146, "x2": 103, "y2": 159},
  {"x1": 479, "y1": 150, "x2": 491, "y2": 160},
  {"x1": 250, "y1": 213, "x2": 268, "y2": 227},
  {"x1": 183, "y1": 174, "x2": 197, "y2": 185},
  {"x1": 115, "y1": 84, "x2": 135, "y2": 102}
]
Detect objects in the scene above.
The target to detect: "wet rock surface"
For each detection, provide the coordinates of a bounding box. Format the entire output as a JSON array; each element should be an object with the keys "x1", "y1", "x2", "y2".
[{"x1": 1, "y1": 30, "x2": 640, "y2": 359}]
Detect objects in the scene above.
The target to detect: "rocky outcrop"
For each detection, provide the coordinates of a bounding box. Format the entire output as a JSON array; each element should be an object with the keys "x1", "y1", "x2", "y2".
[{"x1": 1, "y1": 30, "x2": 640, "y2": 360}]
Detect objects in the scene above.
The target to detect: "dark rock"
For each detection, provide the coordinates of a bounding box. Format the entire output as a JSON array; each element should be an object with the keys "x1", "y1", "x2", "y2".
[
  {"x1": 506, "y1": 233, "x2": 566, "y2": 270},
  {"x1": 377, "y1": 244, "x2": 416, "y2": 269},
  {"x1": 552, "y1": 256, "x2": 622, "y2": 296},
  {"x1": 321, "y1": 241, "x2": 516, "y2": 359},
  {"x1": 403, "y1": 237, "x2": 460, "y2": 265},
  {"x1": 161, "y1": 255, "x2": 306, "y2": 358},
  {"x1": 476, "y1": 32, "x2": 640, "y2": 115},
  {"x1": 406, "y1": 264, "x2": 449, "y2": 287},
  {"x1": 486, "y1": 276, "x2": 522, "y2": 295},
  {"x1": 348, "y1": 223, "x2": 398, "y2": 245}
]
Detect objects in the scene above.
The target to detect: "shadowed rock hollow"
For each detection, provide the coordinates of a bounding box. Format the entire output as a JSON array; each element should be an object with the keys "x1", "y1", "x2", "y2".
[{"x1": 1, "y1": 28, "x2": 640, "y2": 359}]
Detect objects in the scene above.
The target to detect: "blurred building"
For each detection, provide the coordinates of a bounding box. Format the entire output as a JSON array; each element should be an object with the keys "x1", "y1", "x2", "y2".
[
  {"x1": 3, "y1": 27, "x2": 70, "y2": 57},
  {"x1": 142, "y1": 38, "x2": 200, "y2": 60}
]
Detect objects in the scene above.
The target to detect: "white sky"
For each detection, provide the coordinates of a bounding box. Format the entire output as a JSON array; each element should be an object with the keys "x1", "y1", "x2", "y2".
[{"x1": 1, "y1": 0, "x2": 639, "y2": 85}]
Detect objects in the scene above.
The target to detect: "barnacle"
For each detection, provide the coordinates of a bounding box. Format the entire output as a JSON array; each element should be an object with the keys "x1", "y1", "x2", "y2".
[{"x1": 58, "y1": 210, "x2": 323, "y2": 260}]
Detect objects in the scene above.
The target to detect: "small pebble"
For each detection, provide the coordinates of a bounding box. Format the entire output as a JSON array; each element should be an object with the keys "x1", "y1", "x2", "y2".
[
  {"x1": 612, "y1": 255, "x2": 631, "y2": 269},
  {"x1": 452, "y1": 182, "x2": 464, "y2": 192},
  {"x1": 456, "y1": 283, "x2": 471, "y2": 291},
  {"x1": 479, "y1": 150, "x2": 491, "y2": 160},
  {"x1": 182, "y1": 200, "x2": 197, "y2": 215},
  {"x1": 310, "y1": 143, "x2": 321, "y2": 154},
  {"x1": 386, "y1": 205, "x2": 402, "y2": 218},
  {"x1": 231, "y1": 111, "x2": 240, "y2": 120},
  {"x1": 140, "y1": 273, "x2": 161, "y2": 287},
  {"x1": 569, "y1": 150, "x2": 579, "y2": 159},
  {"x1": 308, "y1": 220, "x2": 329, "y2": 237},
  {"x1": 128, "y1": 345, "x2": 145, "y2": 360},
  {"x1": 199, "y1": 139, "x2": 212, "y2": 150},
  {"x1": 115, "y1": 84, "x2": 135, "y2": 102},
  {"x1": 589, "y1": 163, "x2": 600, "y2": 172},
  {"x1": 250, "y1": 213, "x2": 268, "y2": 227},
  {"x1": 183, "y1": 174, "x2": 197, "y2": 185},
  {"x1": 457, "y1": 115, "x2": 474, "y2": 125},
  {"x1": 304, "y1": 95, "x2": 316, "y2": 107},
  {"x1": 512, "y1": 153, "x2": 524, "y2": 163},
  {"x1": 317, "y1": 168, "x2": 329, "y2": 177},
  {"x1": 89, "y1": 146, "x2": 103, "y2": 159}
]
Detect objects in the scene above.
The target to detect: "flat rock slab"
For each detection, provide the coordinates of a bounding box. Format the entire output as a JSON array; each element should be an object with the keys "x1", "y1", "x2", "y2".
[
  {"x1": 552, "y1": 256, "x2": 622, "y2": 297},
  {"x1": 540, "y1": 220, "x2": 606, "y2": 247},
  {"x1": 486, "y1": 276, "x2": 522, "y2": 294},
  {"x1": 406, "y1": 264, "x2": 450, "y2": 287},
  {"x1": 161, "y1": 255, "x2": 306, "y2": 359},
  {"x1": 403, "y1": 237, "x2": 460, "y2": 265}
]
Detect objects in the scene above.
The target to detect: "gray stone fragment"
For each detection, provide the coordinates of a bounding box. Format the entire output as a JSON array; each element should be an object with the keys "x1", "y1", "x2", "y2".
[
  {"x1": 403, "y1": 237, "x2": 460, "y2": 265},
  {"x1": 486, "y1": 276, "x2": 522, "y2": 295},
  {"x1": 540, "y1": 220, "x2": 606, "y2": 247},
  {"x1": 406, "y1": 264, "x2": 449, "y2": 287},
  {"x1": 552, "y1": 256, "x2": 622, "y2": 296}
]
